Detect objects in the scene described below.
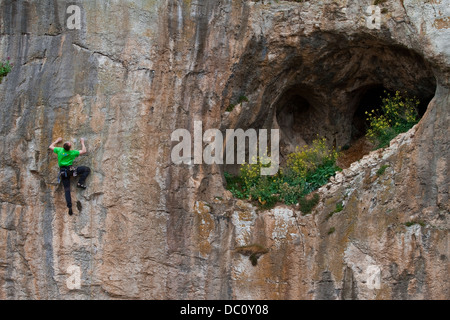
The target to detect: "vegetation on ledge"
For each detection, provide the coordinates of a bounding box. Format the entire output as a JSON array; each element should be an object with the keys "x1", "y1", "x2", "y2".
[
  {"x1": 365, "y1": 91, "x2": 421, "y2": 149},
  {"x1": 225, "y1": 137, "x2": 341, "y2": 210}
]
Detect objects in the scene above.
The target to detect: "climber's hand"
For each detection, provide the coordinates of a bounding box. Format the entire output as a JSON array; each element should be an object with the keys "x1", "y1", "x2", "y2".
[
  {"x1": 79, "y1": 138, "x2": 87, "y2": 155},
  {"x1": 49, "y1": 137, "x2": 63, "y2": 151}
]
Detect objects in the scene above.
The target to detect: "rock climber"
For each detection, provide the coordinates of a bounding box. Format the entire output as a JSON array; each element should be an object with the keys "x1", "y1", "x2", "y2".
[{"x1": 49, "y1": 137, "x2": 91, "y2": 215}]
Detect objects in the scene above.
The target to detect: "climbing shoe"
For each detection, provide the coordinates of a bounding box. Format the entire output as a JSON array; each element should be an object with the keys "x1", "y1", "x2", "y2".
[
  {"x1": 68, "y1": 208, "x2": 73, "y2": 216},
  {"x1": 77, "y1": 183, "x2": 87, "y2": 189}
]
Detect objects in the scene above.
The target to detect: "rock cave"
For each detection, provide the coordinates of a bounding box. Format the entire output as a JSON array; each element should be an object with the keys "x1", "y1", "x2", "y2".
[{"x1": 224, "y1": 33, "x2": 437, "y2": 166}]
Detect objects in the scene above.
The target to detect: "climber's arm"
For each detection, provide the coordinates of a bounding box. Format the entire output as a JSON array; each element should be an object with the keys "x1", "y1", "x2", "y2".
[
  {"x1": 49, "y1": 137, "x2": 63, "y2": 151},
  {"x1": 79, "y1": 138, "x2": 87, "y2": 155}
]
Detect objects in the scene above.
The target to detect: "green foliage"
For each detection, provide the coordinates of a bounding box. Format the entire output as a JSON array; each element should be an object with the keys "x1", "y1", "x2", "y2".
[
  {"x1": 226, "y1": 103, "x2": 236, "y2": 112},
  {"x1": 284, "y1": 137, "x2": 338, "y2": 180},
  {"x1": 238, "y1": 95, "x2": 249, "y2": 103},
  {"x1": 0, "y1": 58, "x2": 12, "y2": 83},
  {"x1": 279, "y1": 181, "x2": 304, "y2": 205},
  {"x1": 404, "y1": 220, "x2": 425, "y2": 227},
  {"x1": 226, "y1": 95, "x2": 249, "y2": 112},
  {"x1": 224, "y1": 171, "x2": 245, "y2": 199},
  {"x1": 326, "y1": 201, "x2": 344, "y2": 220},
  {"x1": 328, "y1": 227, "x2": 336, "y2": 235},
  {"x1": 334, "y1": 201, "x2": 344, "y2": 213},
  {"x1": 224, "y1": 137, "x2": 340, "y2": 210},
  {"x1": 365, "y1": 91, "x2": 421, "y2": 149},
  {"x1": 249, "y1": 254, "x2": 258, "y2": 266},
  {"x1": 376, "y1": 164, "x2": 390, "y2": 176}
]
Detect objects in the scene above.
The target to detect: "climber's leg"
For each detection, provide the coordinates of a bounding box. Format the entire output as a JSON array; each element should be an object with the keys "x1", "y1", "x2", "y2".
[
  {"x1": 76, "y1": 166, "x2": 90, "y2": 189},
  {"x1": 60, "y1": 170, "x2": 73, "y2": 215}
]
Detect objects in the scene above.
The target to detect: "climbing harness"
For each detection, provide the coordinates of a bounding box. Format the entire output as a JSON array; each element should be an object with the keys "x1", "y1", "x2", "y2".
[{"x1": 59, "y1": 166, "x2": 78, "y2": 180}]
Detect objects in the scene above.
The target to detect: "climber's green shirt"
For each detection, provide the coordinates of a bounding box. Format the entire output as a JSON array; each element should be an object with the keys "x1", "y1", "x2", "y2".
[{"x1": 53, "y1": 147, "x2": 80, "y2": 167}]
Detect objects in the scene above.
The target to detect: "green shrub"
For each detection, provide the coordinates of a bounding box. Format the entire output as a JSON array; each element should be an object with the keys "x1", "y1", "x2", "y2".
[
  {"x1": 404, "y1": 220, "x2": 425, "y2": 227},
  {"x1": 226, "y1": 95, "x2": 249, "y2": 112},
  {"x1": 299, "y1": 193, "x2": 320, "y2": 215},
  {"x1": 0, "y1": 58, "x2": 12, "y2": 83},
  {"x1": 248, "y1": 177, "x2": 279, "y2": 209},
  {"x1": 238, "y1": 95, "x2": 249, "y2": 103},
  {"x1": 226, "y1": 103, "x2": 235, "y2": 112},
  {"x1": 365, "y1": 91, "x2": 420, "y2": 149},
  {"x1": 376, "y1": 164, "x2": 390, "y2": 176},
  {"x1": 328, "y1": 227, "x2": 336, "y2": 235},
  {"x1": 224, "y1": 137, "x2": 340, "y2": 210},
  {"x1": 279, "y1": 181, "x2": 304, "y2": 205},
  {"x1": 284, "y1": 137, "x2": 338, "y2": 180},
  {"x1": 334, "y1": 202, "x2": 344, "y2": 213}
]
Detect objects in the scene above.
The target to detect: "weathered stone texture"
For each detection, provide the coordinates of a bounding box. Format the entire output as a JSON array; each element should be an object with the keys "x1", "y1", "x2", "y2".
[{"x1": 0, "y1": 0, "x2": 448, "y2": 299}]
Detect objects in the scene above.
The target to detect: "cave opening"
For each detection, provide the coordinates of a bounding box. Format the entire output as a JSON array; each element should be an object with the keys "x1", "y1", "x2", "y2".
[
  {"x1": 271, "y1": 47, "x2": 437, "y2": 167},
  {"x1": 276, "y1": 85, "x2": 320, "y2": 156},
  {"x1": 274, "y1": 79, "x2": 436, "y2": 169},
  {"x1": 351, "y1": 85, "x2": 435, "y2": 144},
  {"x1": 219, "y1": 34, "x2": 439, "y2": 211},
  {"x1": 351, "y1": 85, "x2": 394, "y2": 143}
]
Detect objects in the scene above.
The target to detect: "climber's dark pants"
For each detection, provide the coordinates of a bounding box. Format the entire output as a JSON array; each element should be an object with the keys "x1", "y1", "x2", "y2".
[{"x1": 60, "y1": 166, "x2": 91, "y2": 208}]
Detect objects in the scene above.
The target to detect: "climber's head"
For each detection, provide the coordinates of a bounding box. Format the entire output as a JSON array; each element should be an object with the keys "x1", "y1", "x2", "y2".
[{"x1": 63, "y1": 142, "x2": 72, "y2": 151}]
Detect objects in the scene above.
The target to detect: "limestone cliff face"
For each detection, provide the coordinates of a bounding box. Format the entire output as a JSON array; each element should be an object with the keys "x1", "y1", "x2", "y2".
[{"x1": 0, "y1": 0, "x2": 448, "y2": 299}]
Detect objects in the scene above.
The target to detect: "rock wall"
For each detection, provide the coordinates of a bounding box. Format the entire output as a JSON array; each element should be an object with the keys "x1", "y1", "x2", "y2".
[{"x1": 0, "y1": 0, "x2": 448, "y2": 299}]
